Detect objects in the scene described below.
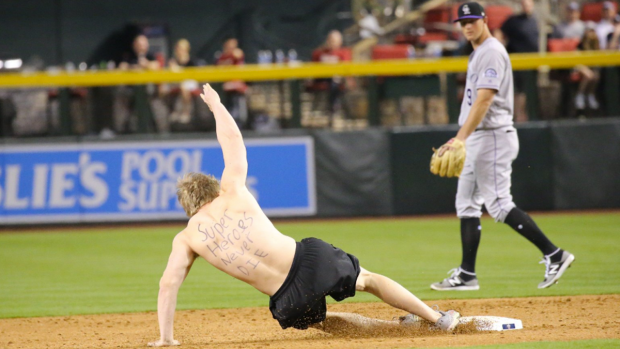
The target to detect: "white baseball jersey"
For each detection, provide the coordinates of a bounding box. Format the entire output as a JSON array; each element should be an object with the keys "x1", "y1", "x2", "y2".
[{"x1": 458, "y1": 37, "x2": 514, "y2": 129}]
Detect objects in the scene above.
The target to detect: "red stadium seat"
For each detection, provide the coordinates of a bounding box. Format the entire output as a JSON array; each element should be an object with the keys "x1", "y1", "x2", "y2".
[
  {"x1": 417, "y1": 32, "x2": 449, "y2": 44},
  {"x1": 371, "y1": 45, "x2": 413, "y2": 60},
  {"x1": 394, "y1": 34, "x2": 416, "y2": 45},
  {"x1": 424, "y1": 6, "x2": 452, "y2": 26},
  {"x1": 547, "y1": 38, "x2": 580, "y2": 52},
  {"x1": 421, "y1": 5, "x2": 455, "y2": 42},
  {"x1": 582, "y1": 1, "x2": 618, "y2": 22},
  {"x1": 485, "y1": 5, "x2": 514, "y2": 31},
  {"x1": 451, "y1": 3, "x2": 460, "y2": 22}
]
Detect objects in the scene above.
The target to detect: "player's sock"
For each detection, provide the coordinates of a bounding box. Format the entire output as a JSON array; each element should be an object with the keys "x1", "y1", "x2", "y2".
[
  {"x1": 458, "y1": 268, "x2": 477, "y2": 282},
  {"x1": 460, "y1": 217, "x2": 481, "y2": 276},
  {"x1": 504, "y1": 208, "x2": 558, "y2": 256},
  {"x1": 545, "y1": 248, "x2": 564, "y2": 263}
]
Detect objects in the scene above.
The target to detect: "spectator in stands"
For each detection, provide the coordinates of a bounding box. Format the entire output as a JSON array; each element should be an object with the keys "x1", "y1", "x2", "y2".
[
  {"x1": 165, "y1": 39, "x2": 200, "y2": 128},
  {"x1": 216, "y1": 38, "x2": 248, "y2": 127},
  {"x1": 113, "y1": 34, "x2": 164, "y2": 134},
  {"x1": 169, "y1": 38, "x2": 196, "y2": 69},
  {"x1": 609, "y1": 17, "x2": 620, "y2": 49},
  {"x1": 575, "y1": 23, "x2": 601, "y2": 110},
  {"x1": 313, "y1": 30, "x2": 349, "y2": 63},
  {"x1": 311, "y1": 30, "x2": 353, "y2": 126},
  {"x1": 118, "y1": 34, "x2": 160, "y2": 71},
  {"x1": 555, "y1": 2, "x2": 586, "y2": 39},
  {"x1": 499, "y1": 0, "x2": 538, "y2": 53},
  {"x1": 596, "y1": 1, "x2": 617, "y2": 49},
  {"x1": 358, "y1": 6, "x2": 384, "y2": 39},
  {"x1": 498, "y1": 0, "x2": 539, "y2": 122}
]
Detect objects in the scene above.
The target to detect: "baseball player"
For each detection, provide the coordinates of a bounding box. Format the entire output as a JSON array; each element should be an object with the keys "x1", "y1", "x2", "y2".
[
  {"x1": 148, "y1": 84, "x2": 459, "y2": 347},
  {"x1": 429, "y1": 2, "x2": 574, "y2": 291}
]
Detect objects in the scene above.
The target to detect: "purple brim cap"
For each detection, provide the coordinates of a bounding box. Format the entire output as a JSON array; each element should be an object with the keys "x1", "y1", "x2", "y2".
[{"x1": 454, "y1": 15, "x2": 484, "y2": 22}]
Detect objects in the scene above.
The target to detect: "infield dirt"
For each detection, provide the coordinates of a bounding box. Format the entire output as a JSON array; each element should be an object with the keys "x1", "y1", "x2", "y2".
[{"x1": 2, "y1": 295, "x2": 619, "y2": 349}]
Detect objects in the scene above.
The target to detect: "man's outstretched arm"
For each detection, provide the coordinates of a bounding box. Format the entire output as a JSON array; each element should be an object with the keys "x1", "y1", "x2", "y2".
[
  {"x1": 149, "y1": 233, "x2": 196, "y2": 347},
  {"x1": 200, "y1": 84, "x2": 248, "y2": 192}
]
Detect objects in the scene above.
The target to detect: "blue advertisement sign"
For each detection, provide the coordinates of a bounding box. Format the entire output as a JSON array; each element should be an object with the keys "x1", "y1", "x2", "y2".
[{"x1": 0, "y1": 137, "x2": 316, "y2": 224}]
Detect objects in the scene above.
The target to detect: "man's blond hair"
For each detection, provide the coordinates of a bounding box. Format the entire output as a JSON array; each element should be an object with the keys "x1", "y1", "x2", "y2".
[{"x1": 177, "y1": 173, "x2": 220, "y2": 217}]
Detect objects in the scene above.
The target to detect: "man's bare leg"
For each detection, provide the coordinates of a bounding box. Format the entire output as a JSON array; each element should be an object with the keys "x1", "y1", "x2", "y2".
[
  {"x1": 326, "y1": 311, "x2": 399, "y2": 327},
  {"x1": 356, "y1": 267, "x2": 441, "y2": 323}
]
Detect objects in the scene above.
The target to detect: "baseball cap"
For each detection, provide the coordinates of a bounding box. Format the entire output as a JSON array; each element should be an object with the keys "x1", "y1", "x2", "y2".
[
  {"x1": 454, "y1": 2, "x2": 486, "y2": 22},
  {"x1": 603, "y1": 1, "x2": 615, "y2": 10}
]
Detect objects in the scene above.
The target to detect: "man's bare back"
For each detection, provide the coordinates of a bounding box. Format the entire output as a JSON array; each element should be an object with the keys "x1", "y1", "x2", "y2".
[{"x1": 181, "y1": 188, "x2": 296, "y2": 296}]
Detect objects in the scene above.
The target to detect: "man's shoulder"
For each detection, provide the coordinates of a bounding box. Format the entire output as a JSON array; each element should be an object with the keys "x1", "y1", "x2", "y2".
[
  {"x1": 476, "y1": 39, "x2": 508, "y2": 60},
  {"x1": 173, "y1": 228, "x2": 192, "y2": 246},
  {"x1": 487, "y1": 39, "x2": 508, "y2": 54}
]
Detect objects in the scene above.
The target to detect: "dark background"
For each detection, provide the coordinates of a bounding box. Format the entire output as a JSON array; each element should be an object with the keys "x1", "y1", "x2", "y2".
[{"x1": 0, "y1": 0, "x2": 353, "y2": 66}]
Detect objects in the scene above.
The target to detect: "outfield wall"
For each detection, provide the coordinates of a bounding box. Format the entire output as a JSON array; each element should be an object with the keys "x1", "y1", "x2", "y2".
[{"x1": 1, "y1": 118, "x2": 618, "y2": 224}]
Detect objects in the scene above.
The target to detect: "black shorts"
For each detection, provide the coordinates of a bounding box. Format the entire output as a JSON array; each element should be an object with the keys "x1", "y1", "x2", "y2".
[{"x1": 269, "y1": 237, "x2": 361, "y2": 330}]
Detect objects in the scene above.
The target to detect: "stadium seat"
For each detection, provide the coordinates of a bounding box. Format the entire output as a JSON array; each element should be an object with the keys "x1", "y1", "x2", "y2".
[
  {"x1": 371, "y1": 45, "x2": 413, "y2": 60},
  {"x1": 420, "y1": 5, "x2": 454, "y2": 43},
  {"x1": 581, "y1": 1, "x2": 618, "y2": 22},
  {"x1": 485, "y1": 5, "x2": 514, "y2": 31},
  {"x1": 417, "y1": 32, "x2": 450, "y2": 44},
  {"x1": 394, "y1": 34, "x2": 415, "y2": 45},
  {"x1": 424, "y1": 6, "x2": 452, "y2": 27},
  {"x1": 547, "y1": 38, "x2": 580, "y2": 52}
]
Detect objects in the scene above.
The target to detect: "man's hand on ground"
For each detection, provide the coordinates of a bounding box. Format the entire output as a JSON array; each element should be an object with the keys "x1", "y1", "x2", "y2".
[{"x1": 147, "y1": 339, "x2": 180, "y2": 347}]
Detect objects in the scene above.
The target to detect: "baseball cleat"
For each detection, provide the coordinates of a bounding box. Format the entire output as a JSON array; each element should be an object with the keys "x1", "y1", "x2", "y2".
[
  {"x1": 435, "y1": 310, "x2": 461, "y2": 331},
  {"x1": 538, "y1": 250, "x2": 575, "y2": 289},
  {"x1": 399, "y1": 309, "x2": 461, "y2": 331},
  {"x1": 430, "y1": 267, "x2": 480, "y2": 291}
]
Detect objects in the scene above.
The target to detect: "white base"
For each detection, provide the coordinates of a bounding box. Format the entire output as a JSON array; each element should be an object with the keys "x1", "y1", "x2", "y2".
[{"x1": 459, "y1": 316, "x2": 523, "y2": 331}]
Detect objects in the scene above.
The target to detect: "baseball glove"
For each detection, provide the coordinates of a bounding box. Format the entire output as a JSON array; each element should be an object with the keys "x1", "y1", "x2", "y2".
[{"x1": 430, "y1": 138, "x2": 466, "y2": 178}]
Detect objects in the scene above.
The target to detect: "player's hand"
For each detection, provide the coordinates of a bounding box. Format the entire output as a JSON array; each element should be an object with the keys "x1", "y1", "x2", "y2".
[
  {"x1": 200, "y1": 83, "x2": 221, "y2": 111},
  {"x1": 430, "y1": 138, "x2": 466, "y2": 178},
  {"x1": 148, "y1": 339, "x2": 180, "y2": 347}
]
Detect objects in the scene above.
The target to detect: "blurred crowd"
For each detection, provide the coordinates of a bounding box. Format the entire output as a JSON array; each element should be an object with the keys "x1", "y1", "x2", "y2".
[{"x1": 1, "y1": 0, "x2": 619, "y2": 137}]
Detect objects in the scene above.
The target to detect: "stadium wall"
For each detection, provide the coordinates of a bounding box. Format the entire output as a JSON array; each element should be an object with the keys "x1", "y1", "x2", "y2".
[
  {"x1": 0, "y1": 0, "x2": 352, "y2": 66},
  {"x1": 1, "y1": 118, "x2": 618, "y2": 224},
  {"x1": 389, "y1": 118, "x2": 620, "y2": 215}
]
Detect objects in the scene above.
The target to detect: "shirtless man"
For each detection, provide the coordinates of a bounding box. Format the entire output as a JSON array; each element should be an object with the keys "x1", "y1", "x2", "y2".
[{"x1": 147, "y1": 84, "x2": 460, "y2": 347}]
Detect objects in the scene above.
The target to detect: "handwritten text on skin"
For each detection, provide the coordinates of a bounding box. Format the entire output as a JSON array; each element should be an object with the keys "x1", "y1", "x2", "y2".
[{"x1": 197, "y1": 211, "x2": 268, "y2": 276}]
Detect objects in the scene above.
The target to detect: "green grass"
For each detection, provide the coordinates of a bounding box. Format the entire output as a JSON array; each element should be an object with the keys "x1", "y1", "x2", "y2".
[
  {"x1": 429, "y1": 339, "x2": 620, "y2": 349},
  {"x1": 0, "y1": 212, "x2": 619, "y2": 318}
]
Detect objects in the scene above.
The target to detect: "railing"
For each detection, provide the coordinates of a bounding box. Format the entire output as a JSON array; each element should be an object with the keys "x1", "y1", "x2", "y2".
[
  {"x1": 1, "y1": 51, "x2": 618, "y2": 87},
  {"x1": 1, "y1": 51, "x2": 619, "y2": 135}
]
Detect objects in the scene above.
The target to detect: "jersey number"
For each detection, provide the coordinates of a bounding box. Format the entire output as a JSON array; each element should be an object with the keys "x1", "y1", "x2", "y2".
[{"x1": 466, "y1": 88, "x2": 472, "y2": 106}]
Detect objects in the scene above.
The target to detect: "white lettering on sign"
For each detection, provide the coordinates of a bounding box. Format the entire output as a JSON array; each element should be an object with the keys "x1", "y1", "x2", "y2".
[
  {"x1": 118, "y1": 150, "x2": 203, "y2": 211},
  {"x1": 0, "y1": 152, "x2": 109, "y2": 210},
  {"x1": 139, "y1": 151, "x2": 166, "y2": 181},
  {"x1": 121, "y1": 152, "x2": 140, "y2": 180},
  {"x1": 50, "y1": 164, "x2": 78, "y2": 208},
  {"x1": 32, "y1": 164, "x2": 49, "y2": 208},
  {"x1": 5, "y1": 165, "x2": 29, "y2": 209},
  {"x1": 118, "y1": 180, "x2": 182, "y2": 211},
  {"x1": 79, "y1": 153, "x2": 108, "y2": 208}
]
